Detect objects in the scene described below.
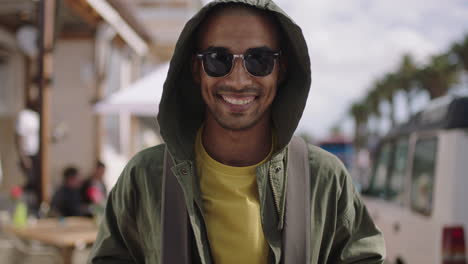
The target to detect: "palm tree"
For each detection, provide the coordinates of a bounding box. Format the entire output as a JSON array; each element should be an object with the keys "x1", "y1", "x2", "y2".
[
  {"x1": 365, "y1": 89, "x2": 381, "y2": 118},
  {"x1": 365, "y1": 85, "x2": 383, "y2": 134},
  {"x1": 415, "y1": 54, "x2": 460, "y2": 99},
  {"x1": 396, "y1": 54, "x2": 418, "y2": 116},
  {"x1": 451, "y1": 35, "x2": 468, "y2": 72},
  {"x1": 350, "y1": 102, "x2": 368, "y2": 149},
  {"x1": 375, "y1": 73, "x2": 399, "y2": 127}
]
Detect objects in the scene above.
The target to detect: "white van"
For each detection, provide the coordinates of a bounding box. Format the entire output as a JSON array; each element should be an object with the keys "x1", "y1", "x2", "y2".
[{"x1": 362, "y1": 95, "x2": 468, "y2": 264}]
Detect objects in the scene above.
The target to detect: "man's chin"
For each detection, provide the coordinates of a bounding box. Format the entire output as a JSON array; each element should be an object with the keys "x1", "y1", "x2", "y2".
[{"x1": 214, "y1": 116, "x2": 261, "y2": 132}]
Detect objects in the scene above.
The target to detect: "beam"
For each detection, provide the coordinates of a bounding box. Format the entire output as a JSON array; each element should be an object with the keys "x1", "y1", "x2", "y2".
[
  {"x1": 85, "y1": 0, "x2": 148, "y2": 56},
  {"x1": 37, "y1": 0, "x2": 56, "y2": 204},
  {"x1": 137, "y1": 0, "x2": 189, "y2": 8},
  {"x1": 63, "y1": 0, "x2": 101, "y2": 28}
]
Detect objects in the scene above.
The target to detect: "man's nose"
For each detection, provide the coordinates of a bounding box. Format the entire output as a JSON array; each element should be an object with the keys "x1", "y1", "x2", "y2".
[{"x1": 224, "y1": 57, "x2": 253, "y2": 89}]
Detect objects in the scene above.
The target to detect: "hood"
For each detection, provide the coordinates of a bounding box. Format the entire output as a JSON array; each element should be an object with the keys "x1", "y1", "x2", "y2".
[{"x1": 157, "y1": 0, "x2": 311, "y2": 161}]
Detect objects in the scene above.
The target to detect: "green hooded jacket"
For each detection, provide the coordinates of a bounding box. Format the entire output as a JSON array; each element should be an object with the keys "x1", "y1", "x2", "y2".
[{"x1": 89, "y1": 0, "x2": 386, "y2": 263}]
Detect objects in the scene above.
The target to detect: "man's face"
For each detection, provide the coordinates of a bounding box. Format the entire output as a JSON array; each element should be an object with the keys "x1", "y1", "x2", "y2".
[
  {"x1": 95, "y1": 166, "x2": 105, "y2": 180},
  {"x1": 194, "y1": 11, "x2": 282, "y2": 131}
]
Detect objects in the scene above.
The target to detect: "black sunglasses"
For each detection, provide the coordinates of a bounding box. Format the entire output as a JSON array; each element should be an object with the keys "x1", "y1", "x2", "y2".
[{"x1": 196, "y1": 48, "x2": 281, "y2": 77}]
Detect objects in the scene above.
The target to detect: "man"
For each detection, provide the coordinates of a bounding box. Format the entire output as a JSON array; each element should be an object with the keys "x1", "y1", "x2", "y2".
[
  {"x1": 50, "y1": 166, "x2": 85, "y2": 217},
  {"x1": 89, "y1": 1, "x2": 385, "y2": 263},
  {"x1": 15, "y1": 100, "x2": 40, "y2": 211},
  {"x1": 81, "y1": 161, "x2": 108, "y2": 208}
]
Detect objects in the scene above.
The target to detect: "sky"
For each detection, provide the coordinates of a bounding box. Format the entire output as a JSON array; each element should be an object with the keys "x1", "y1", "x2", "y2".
[{"x1": 202, "y1": 0, "x2": 468, "y2": 140}]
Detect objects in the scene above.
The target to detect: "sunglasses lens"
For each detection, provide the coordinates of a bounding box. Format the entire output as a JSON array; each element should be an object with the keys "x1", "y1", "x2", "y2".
[
  {"x1": 203, "y1": 52, "x2": 233, "y2": 77},
  {"x1": 245, "y1": 52, "x2": 275, "y2": 77}
]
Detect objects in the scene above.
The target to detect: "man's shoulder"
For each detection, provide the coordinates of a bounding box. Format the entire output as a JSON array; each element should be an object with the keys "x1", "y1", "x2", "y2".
[
  {"x1": 306, "y1": 144, "x2": 346, "y2": 171},
  {"x1": 126, "y1": 144, "x2": 166, "y2": 169},
  {"x1": 305, "y1": 144, "x2": 356, "y2": 206},
  {"x1": 111, "y1": 144, "x2": 166, "y2": 200},
  {"x1": 115, "y1": 144, "x2": 166, "y2": 185},
  {"x1": 81, "y1": 177, "x2": 92, "y2": 187},
  {"x1": 305, "y1": 143, "x2": 349, "y2": 183},
  {"x1": 52, "y1": 186, "x2": 66, "y2": 197}
]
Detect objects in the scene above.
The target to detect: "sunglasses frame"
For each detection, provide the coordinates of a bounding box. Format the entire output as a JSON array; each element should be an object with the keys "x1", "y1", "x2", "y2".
[{"x1": 196, "y1": 50, "x2": 281, "y2": 78}]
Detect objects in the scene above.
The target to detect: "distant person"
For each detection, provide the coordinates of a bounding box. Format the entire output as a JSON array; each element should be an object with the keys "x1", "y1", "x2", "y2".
[
  {"x1": 51, "y1": 166, "x2": 84, "y2": 217},
  {"x1": 15, "y1": 100, "x2": 40, "y2": 210},
  {"x1": 81, "y1": 161, "x2": 107, "y2": 209},
  {"x1": 356, "y1": 148, "x2": 371, "y2": 187}
]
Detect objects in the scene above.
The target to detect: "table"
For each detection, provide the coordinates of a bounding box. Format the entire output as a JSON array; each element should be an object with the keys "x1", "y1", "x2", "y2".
[{"x1": 5, "y1": 217, "x2": 98, "y2": 264}]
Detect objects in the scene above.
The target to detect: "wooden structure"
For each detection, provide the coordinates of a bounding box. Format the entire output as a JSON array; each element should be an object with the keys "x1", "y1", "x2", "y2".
[
  {"x1": 0, "y1": 0, "x2": 152, "y2": 203},
  {"x1": 5, "y1": 217, "x2": 98, "y2": 264},
  {"x1": 131, "y1": 0, "x2": 200, "y2": 60}
]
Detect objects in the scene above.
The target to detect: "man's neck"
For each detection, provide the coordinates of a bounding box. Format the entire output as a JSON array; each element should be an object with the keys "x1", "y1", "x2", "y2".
[{"x1": 202, "y1": 117, "x2": 272, "y2": 167}]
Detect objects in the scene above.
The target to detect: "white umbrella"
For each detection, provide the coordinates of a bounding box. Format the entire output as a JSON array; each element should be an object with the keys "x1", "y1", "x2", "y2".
[{"x1": 94, "y1": 62, "x2": 169, "y2": 116}]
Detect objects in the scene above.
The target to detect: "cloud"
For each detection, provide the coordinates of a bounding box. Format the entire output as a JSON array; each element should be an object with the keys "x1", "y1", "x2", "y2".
[
  {"x1": 200, "y1": 0, "x2": 468, "y2": 139},
  {"x1": 273, "y1": 0, "x2": 468, "y2": 139}
]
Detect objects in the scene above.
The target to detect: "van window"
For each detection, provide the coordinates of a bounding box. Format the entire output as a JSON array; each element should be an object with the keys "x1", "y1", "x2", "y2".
[
  {"x1": 387, "y1": 137, "x2": 409, "y2": 202},
  {"x1": 411, "y1": 137, "x2": 438, "y2": 216},
  {"x1": 368, "y1": 142, "x2": 393, "y2": 198}
]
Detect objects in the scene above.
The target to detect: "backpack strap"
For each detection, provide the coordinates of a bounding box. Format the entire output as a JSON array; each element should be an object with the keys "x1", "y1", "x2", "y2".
[
  {"x1": 161, "y1": 146, "x2": 192, "y2": 264},
  {"x1": 282, "y1": 136, "x2": 311, "y2": 263}
]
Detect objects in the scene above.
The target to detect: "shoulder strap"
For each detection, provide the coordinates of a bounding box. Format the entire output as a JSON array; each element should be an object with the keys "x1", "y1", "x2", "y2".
[
  {"x1": 282, "y1": 136, "x2": 311, "y2": 263},
  {"x1": 161, "y1": 146, "x2": 192, "y2": 264}
]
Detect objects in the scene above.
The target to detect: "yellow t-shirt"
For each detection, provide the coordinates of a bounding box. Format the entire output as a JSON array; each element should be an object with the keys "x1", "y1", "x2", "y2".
[{"x1": 195, "y1": 129, "x2": 271, "y2": 264}]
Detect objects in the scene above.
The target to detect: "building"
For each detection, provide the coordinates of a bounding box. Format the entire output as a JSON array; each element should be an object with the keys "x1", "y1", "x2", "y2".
[{"x1": 0, "y1": 0, "x2": 157, "y2": 202}]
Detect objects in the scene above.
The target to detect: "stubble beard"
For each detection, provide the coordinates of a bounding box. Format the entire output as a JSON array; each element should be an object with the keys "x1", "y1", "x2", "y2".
[
  {"x1": 208, "y1": 106, "x2": 267, "y2": 131},
  {"x1": 203, "y1": 84, "x2": 273, "y2": 131}
]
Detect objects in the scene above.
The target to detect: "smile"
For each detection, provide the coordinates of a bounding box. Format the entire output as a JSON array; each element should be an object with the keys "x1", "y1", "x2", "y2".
[{"x1": 220, "y1": 95, "x2": 255, "y2": 105}]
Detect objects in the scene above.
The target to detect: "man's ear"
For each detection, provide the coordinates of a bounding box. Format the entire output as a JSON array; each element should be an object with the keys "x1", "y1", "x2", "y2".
[{"x1": 192, "y1": 55, "x2": 201, "y2": 84}]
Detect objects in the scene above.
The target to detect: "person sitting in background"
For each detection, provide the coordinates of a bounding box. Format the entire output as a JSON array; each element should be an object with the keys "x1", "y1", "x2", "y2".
[
  {"x1": 51, "y1": 166, "x2": 85, "y2": 217},
  {"x1": 80, "y1": 161, "x2": 107, "y2": 210}
]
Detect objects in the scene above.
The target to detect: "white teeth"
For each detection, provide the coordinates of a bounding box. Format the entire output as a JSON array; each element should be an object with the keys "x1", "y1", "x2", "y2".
[{"x1": 221, "y1": 95, "x2": 254, "y2": 105}]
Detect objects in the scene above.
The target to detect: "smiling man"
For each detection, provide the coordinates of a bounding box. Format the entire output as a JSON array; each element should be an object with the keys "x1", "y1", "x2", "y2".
[{"x1": 89, "y1": 1, "x2": 385, "y2": 264}]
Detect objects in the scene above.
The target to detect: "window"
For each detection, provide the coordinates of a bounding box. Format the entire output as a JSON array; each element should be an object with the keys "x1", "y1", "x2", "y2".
[
  {"x1": 387, "y1": 137, "x2": 409, "y2": 202},
  {"x1": 411, "y1": 137, "x2": 438, "y2": 216},
  {"x1": 367, "y1": 142, "x2": 393, "y2": 198}
]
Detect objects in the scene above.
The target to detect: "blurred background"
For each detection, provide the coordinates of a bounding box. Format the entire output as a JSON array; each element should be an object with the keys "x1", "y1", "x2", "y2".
[{"x1": 0, "y1": 0, "x2": 467, "y2": 263}]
